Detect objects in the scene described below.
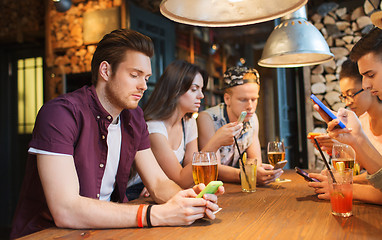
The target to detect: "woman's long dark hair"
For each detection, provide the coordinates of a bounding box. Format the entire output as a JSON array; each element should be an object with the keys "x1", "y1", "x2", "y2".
[{"x1": 144, "y1": 60, "x2": 208, "y2": 121}]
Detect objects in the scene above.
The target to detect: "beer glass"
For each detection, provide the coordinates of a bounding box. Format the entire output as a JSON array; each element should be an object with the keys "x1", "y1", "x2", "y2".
[
  {"x1": 332, "y1": 143, "x2": 356, "y2": 174},
  {"x1": 267, "y1": 141, "x2": 285, "y2": 167},
  {"x1": 192, "y1": 152, "x2": 218, "y2": 185},
  {"x1": 267, "y1": 141, "x2": 285, "y2": 181}
]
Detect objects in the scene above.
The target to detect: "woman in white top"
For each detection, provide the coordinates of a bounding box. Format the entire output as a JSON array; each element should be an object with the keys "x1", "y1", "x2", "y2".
[{"x1": 142, "y1": 60, "x2": 242, "y2": 189}]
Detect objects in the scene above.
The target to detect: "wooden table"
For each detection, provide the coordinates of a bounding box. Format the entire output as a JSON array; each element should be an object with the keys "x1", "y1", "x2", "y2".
[{"x1": 20, "y1": 170, "x2": 382, "y2": 240}]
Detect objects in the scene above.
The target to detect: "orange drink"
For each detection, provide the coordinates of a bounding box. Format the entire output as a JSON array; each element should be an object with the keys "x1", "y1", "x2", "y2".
[{"x1": 327, "y1": 169, "x2": 353, "y2": 217}]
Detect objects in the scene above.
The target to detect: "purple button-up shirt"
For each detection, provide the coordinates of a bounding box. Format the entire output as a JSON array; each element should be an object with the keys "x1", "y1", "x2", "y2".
[{"x1": 10, "y1": 86, "x2": 150, "y2": 239}]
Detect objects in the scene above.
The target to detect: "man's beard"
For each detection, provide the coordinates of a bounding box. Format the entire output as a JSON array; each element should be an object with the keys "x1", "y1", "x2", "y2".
[{"x1": 105, "y1": 82, "x2": 139, "y2": 110}]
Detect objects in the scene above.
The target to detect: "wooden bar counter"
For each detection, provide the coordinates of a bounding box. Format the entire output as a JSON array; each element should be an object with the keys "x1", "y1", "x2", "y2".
[{"x1": 19, "y1": 170, "x2": 382, "y2": 240}]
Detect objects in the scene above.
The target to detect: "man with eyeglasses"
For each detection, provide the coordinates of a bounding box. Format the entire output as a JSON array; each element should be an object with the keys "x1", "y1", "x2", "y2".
[{"x1": 313, "y1": 28, "x2": 382, "y2": 191}]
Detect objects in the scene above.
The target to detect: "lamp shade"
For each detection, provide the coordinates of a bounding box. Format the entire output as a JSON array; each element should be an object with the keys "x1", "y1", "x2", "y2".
[
  {"x1": 258, "y1": 6, "x2": 333, "y2": 68},
  {"x1": 160, "y1": 0, "x2": 307, "y2": 27}
]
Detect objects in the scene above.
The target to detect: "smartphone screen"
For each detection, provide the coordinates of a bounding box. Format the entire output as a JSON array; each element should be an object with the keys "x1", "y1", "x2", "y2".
[
  {"x1": 273, "y1": 160, "x2": 287, "y2": 170},
  {"x1": 295, "y1": 167, "x2": 320, "y2": 182},
  {"x1": 196, "y1": 181, "x2": 223, "y2": 198},
  {"x1": 237, "y1": 111, "x2": 247, "y2": 123}
]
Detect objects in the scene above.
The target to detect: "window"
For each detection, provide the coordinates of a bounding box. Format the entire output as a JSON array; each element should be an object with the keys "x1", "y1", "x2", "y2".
[{"x1": 17, "y1": 57, "x2": 43, "y2": 134}]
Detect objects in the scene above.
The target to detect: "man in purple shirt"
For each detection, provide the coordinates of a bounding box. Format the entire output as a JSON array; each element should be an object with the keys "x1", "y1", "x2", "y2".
[{"x1": 11, "y1": 29, "x2": 224, "y2": 239}]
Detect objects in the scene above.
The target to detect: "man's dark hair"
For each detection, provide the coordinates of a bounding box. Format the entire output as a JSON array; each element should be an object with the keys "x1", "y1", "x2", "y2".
[
  {"x1": 350, "y1": 27, "x2": 382, "y2": 62},
  {"x1": 339, "y1": 59, "x2": 362, "y2": 83},
  {"x1": 91, "y1": 29, "x2": 154, "y2": 85}
]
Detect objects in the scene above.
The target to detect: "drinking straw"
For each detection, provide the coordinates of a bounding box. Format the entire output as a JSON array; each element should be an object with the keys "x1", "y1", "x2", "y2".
[
  {"x1": 314, "y1": 138, "x2": 337, "y2": 183},
  {"x1": 233, "y1": 136, "x2": 252, "y2": 189}
]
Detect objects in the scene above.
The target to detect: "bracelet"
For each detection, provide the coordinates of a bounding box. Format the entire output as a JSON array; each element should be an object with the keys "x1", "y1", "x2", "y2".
[
  {"x1": 146, "y1": 205, "x2": 153, "y2": 228},
  {"x1": 137, "y1": 204, "x2": 145, "y2": 228}
]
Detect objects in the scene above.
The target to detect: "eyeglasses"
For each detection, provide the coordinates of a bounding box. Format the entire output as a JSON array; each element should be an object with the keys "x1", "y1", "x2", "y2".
[{"x1": 339, "y1": 89, "x2": 364, "y2": 103}]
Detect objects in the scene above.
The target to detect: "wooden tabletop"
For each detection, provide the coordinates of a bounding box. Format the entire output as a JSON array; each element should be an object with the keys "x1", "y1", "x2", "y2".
[{"x1": 20, "y1": 170, "x2": 382, "y2": 240}]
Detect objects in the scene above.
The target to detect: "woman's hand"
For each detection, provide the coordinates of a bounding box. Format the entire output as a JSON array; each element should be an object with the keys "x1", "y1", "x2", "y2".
[
  {"x1": 307, "y1": 170, "x2": 330, "y2": 200},
  {"x1": 308, "y1": 133, "x2": 336, "y2": 155},
  {"x1": 313, "y1": 106, "x2": 362, "y2": 146}
]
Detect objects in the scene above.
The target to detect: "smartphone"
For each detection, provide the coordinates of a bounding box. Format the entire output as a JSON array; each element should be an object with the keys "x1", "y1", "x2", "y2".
[
  {"x1": 310, "y1": 94, "x2": 346, "y2": 129},
  {"x1": 307, "y1": 132, "x2": 321, "y2": 139},
  {"x1": 237, "y1": 111, "x2": 247, "y2": 123},
  {"x1": 273, "y1": 160, "x2": 288, "y2": 170},
  {"x1": 295, "y1": 167, "x2": 320, "y2": 182},
  {"x1": 196, "y1": 181, "x2": 223, "y2": 198}
]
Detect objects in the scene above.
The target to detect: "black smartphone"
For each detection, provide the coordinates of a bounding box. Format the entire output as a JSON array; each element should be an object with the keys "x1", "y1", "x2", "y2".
[
  {"x1": 310, "y1": 94, "x2": 346, "y2": 129},
  {"x1": 295, "y1": 167, "x2": 320, "y2": 182}
]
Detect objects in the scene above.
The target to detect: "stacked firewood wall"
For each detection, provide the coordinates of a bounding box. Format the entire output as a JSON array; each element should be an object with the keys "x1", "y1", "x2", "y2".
[
  {"x1": 46, "y1": 0, "x2": 121, "y2": 99},
  {"x1": 308, "y1": 0, "x2": 379, "y2": 169}
]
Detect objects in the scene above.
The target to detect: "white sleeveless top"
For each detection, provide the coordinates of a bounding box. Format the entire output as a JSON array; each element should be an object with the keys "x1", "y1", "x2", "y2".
[{"x1": 126, "y1": 117, "x2": 197, "y2": 187}]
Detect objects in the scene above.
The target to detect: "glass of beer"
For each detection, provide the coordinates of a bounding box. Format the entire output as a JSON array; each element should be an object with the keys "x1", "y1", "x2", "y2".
[
  {"x1": 332, "y1": 144, "x2": 355, "y2": 174},
  {"x1": 267, "y1": 141, "x2": 285, "y2": 181},
  {"x1": 267, "y1": 141, "x2": 285, "y2": 166},
  {"x1": 192, "y1": 152, "x2": 218, "y2": 185}
]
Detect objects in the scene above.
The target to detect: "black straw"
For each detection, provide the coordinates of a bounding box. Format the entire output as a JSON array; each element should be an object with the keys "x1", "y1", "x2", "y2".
[
  {"x1": 313, "y1": 138, "x2": 336, "y2": 183},
  {"x1": 234, "y1": 136, "x2": 252, "y2": 189}
]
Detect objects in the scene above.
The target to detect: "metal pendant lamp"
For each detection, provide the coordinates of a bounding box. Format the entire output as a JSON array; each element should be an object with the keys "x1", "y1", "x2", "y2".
[
  {"x1": 258, "y1": 6, "x2": 333, "y2": 68},
  {"x1": 160, "y1": 0, "x2": 307, "y2": 27}
]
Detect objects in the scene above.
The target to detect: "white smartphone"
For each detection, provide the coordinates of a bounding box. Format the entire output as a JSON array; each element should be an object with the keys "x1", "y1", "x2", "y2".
[
  {"x1": 237, "y1": 111, "x2": 247, "y2": 123},
  {"x1": 273, "y1": 160, "x2": 287, "y2": 170}
]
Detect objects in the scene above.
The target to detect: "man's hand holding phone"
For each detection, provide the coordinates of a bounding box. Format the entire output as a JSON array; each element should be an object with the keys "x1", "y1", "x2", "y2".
[
  {"x1": 196, "y1": 181, "x2": 224, "y2": 198},
  {"x1": 194, "y1": 181, "x2": 224, "y2": 218}
]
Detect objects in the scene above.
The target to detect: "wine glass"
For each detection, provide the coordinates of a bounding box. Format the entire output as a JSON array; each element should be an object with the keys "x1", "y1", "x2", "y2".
[
  {"x1": 192, "y1": 152, "x2": 218, "y2": 185},
  {"x1": 267, "y1": 141, "x2": 286, "y2": 181}
]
